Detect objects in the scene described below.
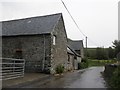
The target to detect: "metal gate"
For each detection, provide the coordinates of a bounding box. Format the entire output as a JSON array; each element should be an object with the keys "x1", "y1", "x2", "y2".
[{"x1": 0, "y1": 58, "x2": 25, "y2": 80}]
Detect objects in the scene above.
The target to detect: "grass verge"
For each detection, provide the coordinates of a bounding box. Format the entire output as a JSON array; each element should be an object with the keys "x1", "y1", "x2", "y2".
[{"x1": 88, "y1": 59, "x2": 117, "y2": 67}]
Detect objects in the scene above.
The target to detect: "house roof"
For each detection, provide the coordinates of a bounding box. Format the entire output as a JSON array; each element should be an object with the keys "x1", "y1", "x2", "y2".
[
  {"x1": 67, "y1": 38, "x2": 84, "y2": 50},
  {"x1": 67, "y1": 47, "x2": 74, "y2": 55},
  {"x1": 67, "y1": 45, "x2": 80, "y2": 57},
  {"x1": 1, "y1": 13, "x2": 62, "y2": 36}
]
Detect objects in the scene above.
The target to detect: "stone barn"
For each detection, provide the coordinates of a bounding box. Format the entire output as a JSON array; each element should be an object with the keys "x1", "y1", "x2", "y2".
[
  {"x1": 68, "y1": 39, "x2": 84, "y2": 59},
  {"x1": 67, "y1": 46, "x2": 80, "y2": 70},
  {"x1": 67, "y1": 39, "x2": 84, "y2": 69},
  {"x1": 1, "y1": 13, "x2": 68, "y2": 74}
]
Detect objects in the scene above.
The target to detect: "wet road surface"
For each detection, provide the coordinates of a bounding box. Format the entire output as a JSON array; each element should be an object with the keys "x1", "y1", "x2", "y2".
[
  {"x1": 23, "y1": 66, "x2": 107, "y2": 88},
  {"x1": 65, "y1": 67, "x2": 107, "y2": 88}
]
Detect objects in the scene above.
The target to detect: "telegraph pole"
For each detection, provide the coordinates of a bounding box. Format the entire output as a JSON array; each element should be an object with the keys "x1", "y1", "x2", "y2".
[
  {"x1": 86, "y1": 37, "x2": 87, "y2": 49},
  {"x1": 86, "y1": 36, "x2": 87, "y2": 58}
]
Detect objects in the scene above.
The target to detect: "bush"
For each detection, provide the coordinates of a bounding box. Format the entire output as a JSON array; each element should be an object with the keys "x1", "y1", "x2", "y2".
[
  {"x1": 104, "y1": 65, "x2": 120, "y2": 88},
  {"x1": 78, "y1": 58, "x2": 88, "y2": 69},
  {"x1": 108, "y1": 66, "x2": 120, "y2": 88},
  {"x1": 55, "y1": 64, "x2": 64, "y2": 74},
  {"x1": 79, "y1": 62, "x2": 88, "y2": 69},
  {"x1": 81, "y1": 58, "x2": 88, "y2": 63}
]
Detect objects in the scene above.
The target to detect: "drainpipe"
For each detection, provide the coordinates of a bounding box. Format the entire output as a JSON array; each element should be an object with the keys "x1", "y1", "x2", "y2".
[{"x1": 42, "y1": 35, "x2": 46, "y2": 71}]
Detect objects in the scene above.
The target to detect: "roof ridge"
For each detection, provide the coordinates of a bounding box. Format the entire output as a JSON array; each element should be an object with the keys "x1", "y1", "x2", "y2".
[
  {"x1": 51, "y1": 13, "x2": 62, "y2": 34},
  {"x1": 68, "y1": 38, "x2": 83, "y2": 42},
  {"x1": 1, "y1": 13, "x2": 62, "y2": 22}
]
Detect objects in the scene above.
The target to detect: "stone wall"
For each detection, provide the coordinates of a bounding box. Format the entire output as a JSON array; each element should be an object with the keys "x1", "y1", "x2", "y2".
[
  {"x1": 67, "y1": 54, "x2": 74, "y2": 71},
  {"x1": 104, "y1": 64, "x2": 118, "y2": 78},
  {"x1": 81, "y1": 48, "x2": 84, "y2": 58},
  {"x1": 50, "y1": 16, "x2": 68, "y2": 74},
  {"x1": 2, "y1": 34, "x2": 51, "y2": 73}
]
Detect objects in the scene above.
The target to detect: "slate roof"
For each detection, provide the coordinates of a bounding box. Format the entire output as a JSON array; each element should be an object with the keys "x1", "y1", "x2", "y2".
[
  {"x1": 67, "y1": 45, "x2": 80, "y2": 57},
  {"x1": 1, "y1": 13, "x2": 62, "y2": 36},
  {"x1": 67, "y1": 47, "x2": 74, "y2": 55},
  {"x1": 67, "y1": 38, "x2": 83, "y2": 50}
]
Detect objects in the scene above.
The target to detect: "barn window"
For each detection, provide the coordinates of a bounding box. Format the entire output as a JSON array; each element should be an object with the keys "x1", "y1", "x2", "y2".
[
  {"x1": 74, "y1": 56, "x2": 77, "y2": 59},
  {"x1": 15, "y1": 49, "x2": 23, "y2": 59},
  {"x1": 68, "y1": 55, "x2": 70, "y2": 62},
  {"x1": 53, "y1": 35, "x2": 56, "y2": 45}
]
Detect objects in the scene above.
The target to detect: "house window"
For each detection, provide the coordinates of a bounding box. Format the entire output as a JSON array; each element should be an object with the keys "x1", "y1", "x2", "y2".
[{"x1": 53, "y1": 35, "x2": 56, "y2": 45}]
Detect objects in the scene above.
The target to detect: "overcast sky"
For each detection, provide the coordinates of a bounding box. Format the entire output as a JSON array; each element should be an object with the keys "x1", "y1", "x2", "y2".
[{"x1": 0, "y1": 0, "x2": 119, "y2": 48}]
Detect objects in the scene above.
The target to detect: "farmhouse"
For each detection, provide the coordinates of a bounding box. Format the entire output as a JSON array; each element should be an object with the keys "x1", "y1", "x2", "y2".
[{"x1": 1, "y1": 13, "x2": 68, "y2": 74}]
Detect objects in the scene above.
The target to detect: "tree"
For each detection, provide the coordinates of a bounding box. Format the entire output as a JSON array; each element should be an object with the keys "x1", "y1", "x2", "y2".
[
  {"x1": 107, "y1": 47, "x2": 115, "y2": 59},
  {"x1": 96, "y1": 47, "x2": 108, "y2": 60},
  {"x1": 84, "y1": 48, "x2": 96, "y2": 59},
  {"x1": 112, "y1": 40, "x2": 120, "y2": 56}
]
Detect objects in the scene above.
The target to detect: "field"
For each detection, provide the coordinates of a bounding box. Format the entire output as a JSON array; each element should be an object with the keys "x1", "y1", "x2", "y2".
[{"x1": 88, "y1": 59, "x2": 117, "y2": 67}]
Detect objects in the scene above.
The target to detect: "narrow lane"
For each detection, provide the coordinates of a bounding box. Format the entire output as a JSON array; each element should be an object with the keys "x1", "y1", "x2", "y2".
[
  {"x1": 23, "y1": 66, "x2": 107, "y2": 88},
  {"x1": 66, "y1": 67, "x2": 107, "y2": 88}
]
